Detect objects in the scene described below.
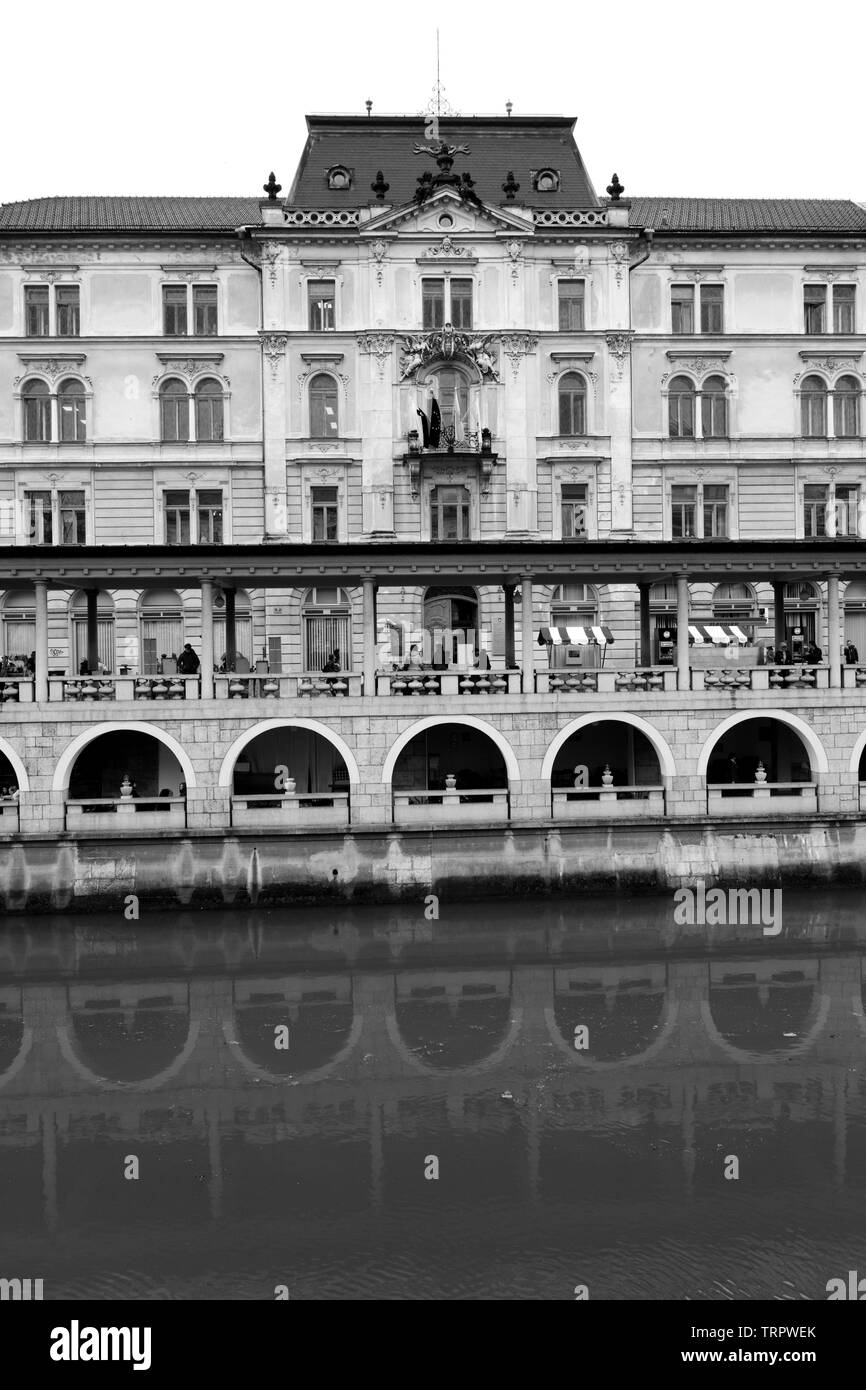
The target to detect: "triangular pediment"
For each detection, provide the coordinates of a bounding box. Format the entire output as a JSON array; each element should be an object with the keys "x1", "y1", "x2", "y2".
[{"x1": 361, "y1": 187, "x2": 534, "y2": 238}]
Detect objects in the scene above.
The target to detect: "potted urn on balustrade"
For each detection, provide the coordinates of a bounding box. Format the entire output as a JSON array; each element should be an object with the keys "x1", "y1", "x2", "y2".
[{"x1": 600, "y1": 764, "x2": 616, "y2": 800}]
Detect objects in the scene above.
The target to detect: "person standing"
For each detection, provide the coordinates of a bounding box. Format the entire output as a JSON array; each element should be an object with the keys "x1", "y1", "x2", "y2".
[{"x1": 177, "y1": 643, "x2": 201, "y2": 674}]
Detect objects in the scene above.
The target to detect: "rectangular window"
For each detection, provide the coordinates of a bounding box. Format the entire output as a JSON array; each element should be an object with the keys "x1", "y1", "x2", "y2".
[
  {"x1": 164, "y1": 489, "x2": 191, "y2": 544},
  {"x1": 834, "y1": 484, "x2": 858, "y2": 536},
  {"x1": 558, "y1": 280, "x2": 586, "y2": 331},
  {"x1": 422, "y1": 278, "x2": 446, "y2": 329},
  {"x1": 804, "y1": 483, "x2": 828, "y2": 537},
  {"x1": 311, "y1": 485, "x2": 339, "y2": 541},
  {"x1": 671, "y1": 484, "x2": 697, "y2": 538},
  {"x1": 163, "y1": 285, "x2": 188, "y2": 336},
  {"x1": 561, "y1": 483, "x2": 588, "y2": 539},
  {"x1": 804, "y1": 285, "x2": 826, "y2": 334},
  {"x1": 671, "y1": 284, "x2": 694, "y2": 335},
  {"x1": 25, "y1": 286, "x2": 50, "y2": 337},
  {"x1": 55, "y1": 285, "x2": 81, "y2": 337},
  {"x1": 308, "y1": 280, "x2": 335, "y2": 331},
  {"x1": 193, "y1": 285, "x2": 218, "y2": 336},
  {"x1": 25, "y1": 491, "x2": 52, "y2": 544},
  {"x1": 833, "y1": 285, "x2": 856, "y2": 334},
  {"x1": 702, "y1": 484, "x2": 729, "y2": 538},
  {"x1": 196, "y1": 489, "x2": 223, "y2": 544},
  {"x1": 700, "y1": 284, "x2": 724, "y2": 334},
  {"x1": 59, "y1": 490, "x2": 86, "y2": 544},
  {"x1": 430, "y1": 485, "x2": 470, "y2": 541},
  {"x1": 450, "y1": 278, "x2": 473, "y2": 329}
]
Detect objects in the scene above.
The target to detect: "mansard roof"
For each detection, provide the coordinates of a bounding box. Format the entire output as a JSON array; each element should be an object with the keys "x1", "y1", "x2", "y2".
[
  {"x1": 287, "y1": 114, "x2": 600, "y2": 210},
  {"x1": 0, "y1": 196, "x2": 260, "y2": 233},
  {"x1": 627, "y1": 197, "x2": 866, "y2": 234}
]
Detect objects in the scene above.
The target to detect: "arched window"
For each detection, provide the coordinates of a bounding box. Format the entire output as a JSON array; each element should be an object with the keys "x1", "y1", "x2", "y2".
[
  {"x1": 310, "y1": 374, "x2": 338, "y2": 438},
  {"x1": 194, "y1": 378, "x2": 224, "y2": 442},
  {"x1": 551, "y1": 583, "x2": 599, "y2": 625},
  {"x1": 668, "y1": 375, "x2": 695, "y2": 438},
  {"x1": 22, "y1": 379, "x2": 51, "y2": 442},
  {"x1": 1, "y1": 589, "x2": 36, "y2": 661},
  {"x1": 213, "y1": 588, "x2": 253, "y2": 666},
  {"x1": 58, "y1": 378, "x2": 86, "y2": 442},
  {"x1": 160, "y1": 379, "x2": 189, "y2": 442},
  {"x1": 800, "y1": 375, "x2": 827, "y2": 437},
  {"x1": 712, "y1": 581, "x2": 756, "y2": 620},
  {"x1": 139, "y1": 588, "x2": 184, "y2": 674},
  {"x1": 558, "y1": 372, "x2": 587, "y2": 436},
  {"x1": 701, "y1": 375, "x2": 728, "y2": 438},
  {"x1": 71, "y1": 590, "x2": 115, "y2": 672},
  {"x1": 834, "y1": 375, "x2": 860, "y2": 438},
  {"x1": 784, "y1": 580, "x2": 820, "y2": 646},
  {"x1": 426, "y1": 366, "x2": 470, "y2": 440},
  {"x1": 302, "y1": 586, "x2": 351, "y2": 670}
]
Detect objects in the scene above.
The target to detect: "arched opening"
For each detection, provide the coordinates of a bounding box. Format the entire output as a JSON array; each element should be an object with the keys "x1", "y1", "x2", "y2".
[
  {"x1": 309, "y1": 373, "x2": 339, "y2": 438},
  {"x1": 214, "y1": 588, "x2": 253, "y2": 667},
  {"x1": 58, "y1": 378, "x2": 87, "y2": 442},
  {"x1": 422, "y1": 585, "x2": 479, "y2": 666},
  {"x1": 800, "y1": 374, "x2": 827, "y2": 437},
  {"x1": 553, "y1": 965, "x2": 669, "y2": 1062},
  {"x1": 229, "y1": 723, "x2": 350, "y2": 826},
  {"x1": 69, "y1": 984, "x2": 191, "y2": 1082},
  {"x1": 668, "y1": 374, "x2": 696, "y2": 438},
  {"x1": 194, "y1": 377, "x2": 224, "y2": 442},
  {"x1": 66, "y1": 729, "x2": 187, "y2": 825},
  {"x1": 844, "y1": 581, "x2": 866, "y2": 663},
  {"x1": 70, "y1": 590, "x2": 115, "y2": 673},
  {"x1": 301, "y1": 586, "x2": 352, "y2": 672},
  {"x1": 391, "y1": 720, "x2": 510, "y2": 822},
  {"x1": 139, "y1": 588, "x2": 184, "y2": 674},
  {"x1": 704, "y1": 716, "x2": 817, "y2": 811},
  {"x1": 1, "y1": 589, "x2": 35, "y2": 669},
  {"x1": 22, "y1": 379, "x2": 51, "y2": 442},
  {"x1": 707, "y1": 962, "x2": 821, "y2": 1056},
  {"x1": 0, "y1": 749, "x2": 22, "y2": 821},
  {"x1": 834, "y1": 375, "x2": 860, "y2": 438},
  {"x1": 159, "y1": 377, "x2": 189, "y2": 442},
  {"x1": 558, "y1": 372, "x2": 587, "y2": 436},
  {"x1": 784, "y1": 580, "x2": 820, "y2": 650},
  {"x1": 700, "y1": 373, "x2": 728, "y2": 437},
  {"x1": 550, "y1": 718, "x2": 664, "y2": 818},
  {"x1": 233, "y1": 979, "x2": 354, "y2": 1077},
  {"x1": 395, "y1": 972, "x2": 513, "y2": 1070}
]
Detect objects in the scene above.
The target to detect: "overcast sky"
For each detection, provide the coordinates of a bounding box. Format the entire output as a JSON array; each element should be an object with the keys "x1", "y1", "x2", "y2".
[{"x1": 3, "y1": 0, "x2": 864, "y2": 205}]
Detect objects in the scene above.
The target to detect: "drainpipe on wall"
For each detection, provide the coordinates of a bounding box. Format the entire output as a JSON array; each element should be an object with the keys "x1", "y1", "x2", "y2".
[
  {"x1": 628, "y1": 225, "x2": 655, "y2": 275},
  {"x1": 237, "y1": 226, "x2": 266, "y2": 542}
]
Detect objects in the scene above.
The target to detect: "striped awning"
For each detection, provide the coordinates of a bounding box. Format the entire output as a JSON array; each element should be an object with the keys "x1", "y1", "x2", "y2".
[
  {"x1": 688, "y1": 623, "x2": 749, "y2": 645},
  {"x1": 537, "y1": 625, "x2": 614, "y2": 646}
]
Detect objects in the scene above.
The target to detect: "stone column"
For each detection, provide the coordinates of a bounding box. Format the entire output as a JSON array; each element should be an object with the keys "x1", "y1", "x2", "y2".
[
  {"x1": 676, "y1": 573, "x2": 690, "y2": 691},
  {"x1": 827, "y1": 573, "x2": 841, "y2": 688},
  {"x1": 363, "y1": 580, "x2": 378, "y2": 696},
  {"x1": 504, "y1": 584, "x2": 516, "y2": 669},
  {"x1": 86, "y1": 588, "x2": 99, "y2": 671},
  {"x1": 200, "y1": 579, "x2": 214, "y2": 699},
  {"x1": 638, "y1": 581, "x2": 651, "y2": 666},
  {"x1": 34, "y1": 579, "x2": 49, "y2": 701},
  {"x1": 521, "y1": 575, "x2": 534, "y2": 690},
  {"x1": 772, "y1": 579, "x2": 786, "y2": 651}
]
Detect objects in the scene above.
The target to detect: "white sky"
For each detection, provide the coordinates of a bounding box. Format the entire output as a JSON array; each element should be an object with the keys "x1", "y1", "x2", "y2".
[{"x1": 3, "y1": 0, "x2": 865, "y2": 205}]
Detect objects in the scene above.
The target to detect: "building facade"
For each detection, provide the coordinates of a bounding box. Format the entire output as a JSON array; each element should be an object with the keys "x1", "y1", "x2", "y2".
[{"x1": 1, "y1": 112, "x2": 866, "y2": 896}]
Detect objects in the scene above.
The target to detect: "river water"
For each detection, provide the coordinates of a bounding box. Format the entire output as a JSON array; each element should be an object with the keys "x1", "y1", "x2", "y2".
[{"x1": 1, "y1": 888, "x2": 864, "y2": 1300}]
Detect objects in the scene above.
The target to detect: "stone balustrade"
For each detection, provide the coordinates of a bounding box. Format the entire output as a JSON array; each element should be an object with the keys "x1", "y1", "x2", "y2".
[
  {"x1": 552, "y1": 786, "x2": 666, "y2": 819},
  {"x1": 393, "y1": 789, "x2": 510, "y2": 824},
  {"x1": 66, "y1": 796, "x2": 187, "y2": 830},
  {"x1": 230, "y1": 792, "x2": 350, "y2": 828},
  {"x1": 706, "y1": 782, "x2": 819, "y2": 815},
  {"x1": 377, "y1": 669, "x2": 521, "y2": 696}
]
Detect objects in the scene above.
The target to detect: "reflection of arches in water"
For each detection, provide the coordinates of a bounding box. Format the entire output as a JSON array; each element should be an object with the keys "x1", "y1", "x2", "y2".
[
  {"x1": 234, "y1": 995, "x2": 355, "y2": 1076},
  {"x1": 394, "y1": 990, "x2": 512, "y2": 1070},
  {"x1": 0, "y1": 989, "x2": 30, "y2": 1086},
  {"x1": 550, "y1": 966, "x2": 669, "y2": 1063},
  {"x1": 66, "y1": 984, "x2": 193, "y2": 1084},
  {"x1": 703, "y1": 963, "x2": 827, "y2": 1059}
]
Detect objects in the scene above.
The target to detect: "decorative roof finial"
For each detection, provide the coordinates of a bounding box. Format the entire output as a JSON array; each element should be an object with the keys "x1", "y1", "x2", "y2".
[
  {"x1": 263, "y1": 172, "x2": 282, "y2": 202},
  {"x1": 371, "y1": 170, "x2": 390, "y2": 202},
  {"x1": 365, "y1": 99, "x2": 373, "y2": 116},
  {"x1": 606, "y1": 172, "x2": 624, "y2": 202},
  {"x1": 502, "y1": 170, "x2": 519, "y2": 201},
  {"x1": 505, "y1": 100, "x2": 513, "y2": 117}
]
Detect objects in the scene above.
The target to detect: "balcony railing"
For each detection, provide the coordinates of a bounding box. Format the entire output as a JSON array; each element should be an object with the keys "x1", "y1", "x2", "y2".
[
  {"x1": 536, "y1": 667, "x2": 678, "y2": 694},
  {"x1": 230, "y1": 792, "x2": 350, "y2": 828},
  {"x1": 0, "y1": 676, "x2": 34, "y2": 704},
  {"x1": 0, "y1": 801, "x2": 20, "y2": 830},
  {"x1": 215, "y1": 672, "x2": 363, "y2": 698},
  {"x1": 393, "y1": 789, "x2": 510, "y2": 824},
  {"x1": 552, "y1": 786, "x2": 666, "y2": 819},
  {"x1": 706, "y1": 782, "x2": 818, "y2": 815},
  {"x1": 378, "y1": 669, "x2": 522, "y2": 696},
  {"x1": 65, "y1": 796, "x2": 187, "y2": 830}
]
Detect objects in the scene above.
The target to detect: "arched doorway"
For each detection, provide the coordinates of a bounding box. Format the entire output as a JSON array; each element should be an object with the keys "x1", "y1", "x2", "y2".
[
  {"x1": 390, "y1": 719, "x2": 511, "y2": 822},
  {"x1": 423, "y1": 586, "x2": 479, "y2": 666},
  {"x1": 139, "y1": 588, "x2": 184, "y2": 674},
  {"x1": 70, "y1": 590, "x2": 115, "y2": 673},
  {"x1": 549, "y1": 718, "x2": 664, "y2": 817},
  {"x1": 231, "y1": 726, "x2": 348, "y2": 797},
  {"x1": 1, "y1": 589, "x2": 35, "y2": 664},
  {"x1": 68, "y1": 729, "x2": 186, "y2": 799},
  {"x1": 705, "y1": 718, "x2": 814, "y2": 787}
]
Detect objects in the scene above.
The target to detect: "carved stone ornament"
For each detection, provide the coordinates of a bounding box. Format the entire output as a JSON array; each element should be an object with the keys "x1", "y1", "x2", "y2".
[
  {"x1": 14, "y1": 355, "x2": 86, "y2": 384},
  {"x1": 260, "y1": 333, "x2": 288, "y2": 380},
  {"x1": 605, "y1": 332, "x2": 634, "y2": 379},
  {"x1": 260, "y1": 244, "x2": 282, "y2": 288},
  {"x1": 609, "y1": 241, "x2": 629, "y2": 285},
  {"x1": 399, "y1": 327, "x2": 500, "y2": 382},
  {"x1": 370, "y1": 240, "x2": 388, "y2": 286},
  {"x1": 357, "y1": 332, "x2": 395, "y2": 378},
  {"x1": 506, "y1": 241, "x2": 523, "y2": 279},
  {"x1": 420, "y1": 236, "x2": 474, "y2": 259},
  {"x1": 500, "y1": 332, "x2": 540, "y2": 378}
]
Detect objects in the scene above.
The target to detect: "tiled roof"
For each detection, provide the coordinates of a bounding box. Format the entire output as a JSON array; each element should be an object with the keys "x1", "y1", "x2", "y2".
[
  {"x1": 0, "y1": 197, "x2": 261, "y2": 233},
  {"x1": 627, "y1": 197, "x2": 866, "y2": 233},
  {"x1": 287, "y1": 115, "x2": 599, "y2": 209}
]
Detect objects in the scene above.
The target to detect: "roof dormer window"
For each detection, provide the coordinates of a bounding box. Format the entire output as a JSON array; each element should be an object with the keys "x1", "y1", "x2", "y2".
[
  {"x1": 533, "y1": 168, "x2": 560, "y2": 193},
  {"x1": 326, "y1": 165, "x2": 353, "y2": 191}
]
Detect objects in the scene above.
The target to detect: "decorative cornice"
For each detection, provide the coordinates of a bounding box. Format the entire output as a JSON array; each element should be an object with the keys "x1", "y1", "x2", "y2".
[
  {"x1": 797, "y1": 349, "x2": 863, "y2": 363},
  {"x1": 803, "y1": 264, "x2": 861, "y2": 279},
  {"x1": 418, "y1": 236, "x2": 476, "y2": 261},
  {"x1": 15, "y1": 352, "x2": 86, "y2": 384},
  {"x1": 22, "y1": 264, "x2": 80, "y2": 281},
  {"x1": 356, "y1": 332, "x2": 394, "y2": 378},
  {"x1": 665, "y1": 264, "x2": 725, "y2": 280},
  {"x1": 159, "y1": 264, "x2": 217, "y2": 280},
  {"x1": 300, "y1": 352, "x2": 345, "y2": 367},
  {"x1": 399, "y1": 327, "x2": 500, "y2": 382},
  {"x1": 155, "y1": 352, "x2": 225, "y2": 366}
]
